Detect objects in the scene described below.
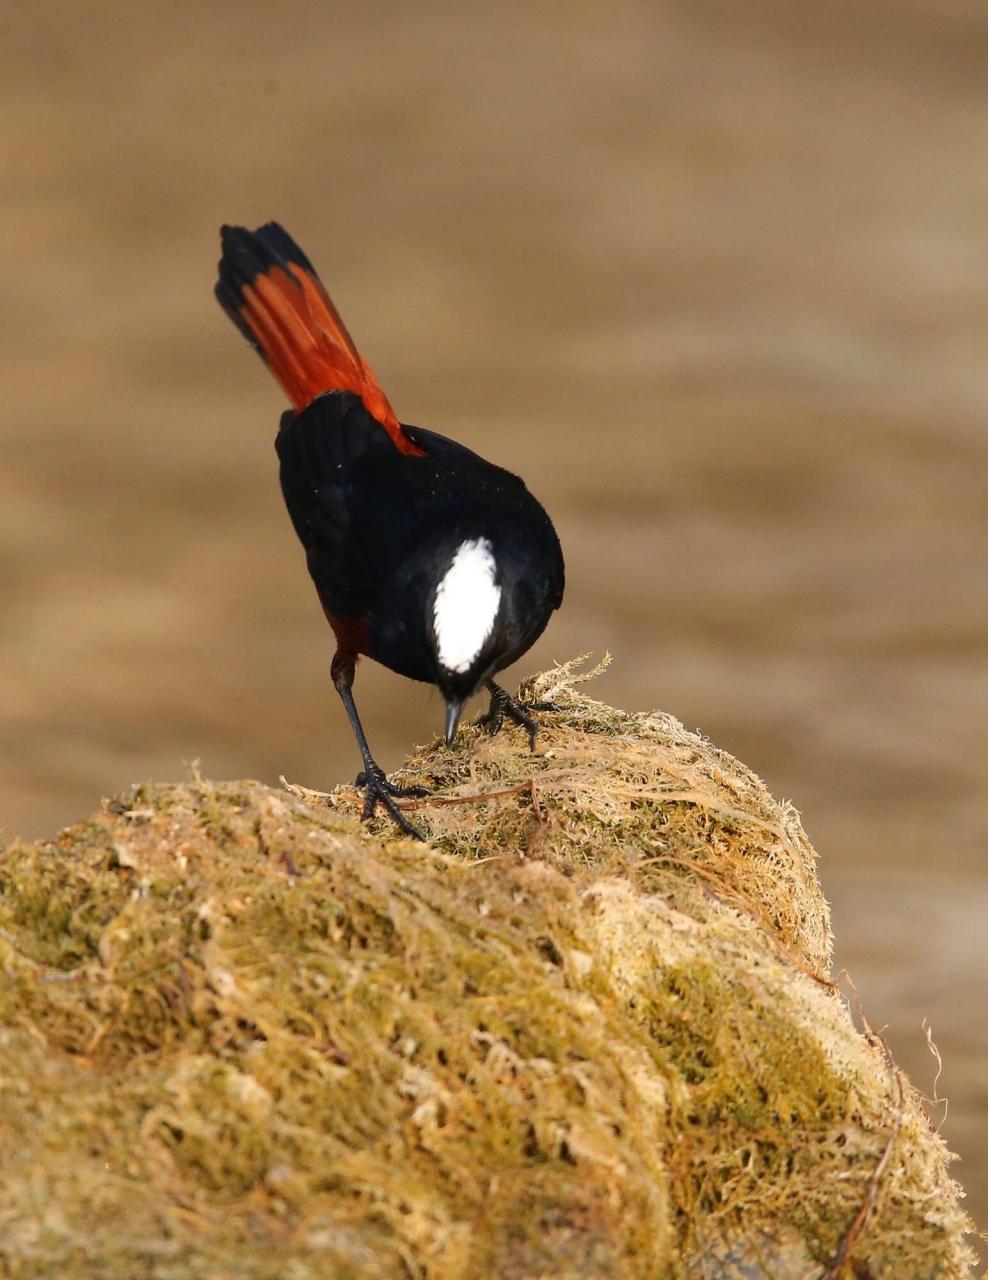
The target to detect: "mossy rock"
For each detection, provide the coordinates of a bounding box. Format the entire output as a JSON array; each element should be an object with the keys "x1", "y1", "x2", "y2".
[{"x1": 0, "y1": 660, "x2": 974, "y2": 1278}]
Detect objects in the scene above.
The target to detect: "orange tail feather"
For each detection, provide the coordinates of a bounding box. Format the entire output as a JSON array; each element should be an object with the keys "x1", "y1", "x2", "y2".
[{"x1": 216, "y1": 223, "x2": 425, "y2": 457}]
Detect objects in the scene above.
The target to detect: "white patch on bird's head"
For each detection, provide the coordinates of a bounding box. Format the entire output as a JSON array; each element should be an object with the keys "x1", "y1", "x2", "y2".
[{"x1": 433, "y1": 537, "x2": 501, "y2": 674}]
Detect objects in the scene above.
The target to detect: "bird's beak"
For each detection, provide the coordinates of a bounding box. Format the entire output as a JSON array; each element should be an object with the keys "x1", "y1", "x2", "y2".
[{"x1": 444, "y1": 697, "x2": 465, "y2": 746}]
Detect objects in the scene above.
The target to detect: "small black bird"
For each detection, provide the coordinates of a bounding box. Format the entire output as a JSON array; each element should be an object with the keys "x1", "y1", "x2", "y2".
[{"x1": 215, "y1": 223, "x2": 565, "y2": 838}]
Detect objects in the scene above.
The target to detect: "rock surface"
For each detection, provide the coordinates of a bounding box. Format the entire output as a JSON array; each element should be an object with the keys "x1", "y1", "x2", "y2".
[{"x1": 0, "y1": 662, "x2": 974, "y2": 1277}]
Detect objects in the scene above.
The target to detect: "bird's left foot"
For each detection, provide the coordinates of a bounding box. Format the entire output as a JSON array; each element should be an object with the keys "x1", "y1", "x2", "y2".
[
  {"x1": 355, "y1": 765, "x2": 431, "y2": 840},
  {"x1": 475, "y1": 682, "x2": 562, "y2": 751}
]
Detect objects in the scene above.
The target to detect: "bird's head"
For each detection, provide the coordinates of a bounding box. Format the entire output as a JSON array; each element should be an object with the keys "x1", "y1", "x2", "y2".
[{"x1": 428, "y1": 536, "x2": 504, "y2": 743}]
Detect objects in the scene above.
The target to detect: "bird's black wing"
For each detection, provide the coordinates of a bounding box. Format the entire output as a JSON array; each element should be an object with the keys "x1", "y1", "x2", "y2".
[{"x1": 276, "y1": 391, "x2": 523, "y2": 616}]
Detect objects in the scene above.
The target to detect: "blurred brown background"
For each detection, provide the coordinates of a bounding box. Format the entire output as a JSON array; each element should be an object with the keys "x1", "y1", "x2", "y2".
[{"x1": 2, "y1": 0, "x2": 986, "y2": 1252}]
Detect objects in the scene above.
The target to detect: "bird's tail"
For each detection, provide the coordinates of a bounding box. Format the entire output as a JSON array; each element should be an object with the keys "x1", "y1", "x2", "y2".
[{"x1": 215, "y1": 222, "x2": 423, "y2": 454}]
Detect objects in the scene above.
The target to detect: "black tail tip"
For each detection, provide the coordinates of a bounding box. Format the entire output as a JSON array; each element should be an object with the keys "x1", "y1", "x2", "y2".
[
  {"x1": 217, "y1": 221, "x2": 315, "y2": 277},
  {"x1": 214, "y1": 220, "x2": 320, "y2": 347}
]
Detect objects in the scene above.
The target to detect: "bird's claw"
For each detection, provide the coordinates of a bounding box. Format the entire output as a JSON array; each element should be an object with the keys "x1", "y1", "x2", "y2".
[
  {"x1": 354, "y1": 767, "x2": 430, "y2": 840},
  {"x1": 475, "y1": 687, "x2": 561, "y2": 751},
  {"x1": 354, "y1": 770, "x2": 430, "y2": 799}
]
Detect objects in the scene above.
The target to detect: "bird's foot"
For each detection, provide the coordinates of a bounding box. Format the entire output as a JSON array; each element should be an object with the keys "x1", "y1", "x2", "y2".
[
  {"x1": 475, "y1": 683, "x2": 562, "y2": 751},
  {"x1": 354, "y1": 765, "x2": 430, "y2": 840}
]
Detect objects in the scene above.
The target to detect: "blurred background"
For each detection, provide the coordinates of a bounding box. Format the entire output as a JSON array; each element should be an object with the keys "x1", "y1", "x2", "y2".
[{"x1": 2, "y1": 0, "x2": 986, "y2": 1251}]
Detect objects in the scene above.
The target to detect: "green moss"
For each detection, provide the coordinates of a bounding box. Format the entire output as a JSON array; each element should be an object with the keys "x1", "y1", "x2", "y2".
[{"x1": 0, "y1": 660, "x2": 974, "y2": 1278}]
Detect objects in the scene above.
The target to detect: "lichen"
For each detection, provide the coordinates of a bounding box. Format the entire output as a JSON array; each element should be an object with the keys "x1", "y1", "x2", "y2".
[{"x1": 0, "y1": 659, "x2": 974, "y2": 1278}]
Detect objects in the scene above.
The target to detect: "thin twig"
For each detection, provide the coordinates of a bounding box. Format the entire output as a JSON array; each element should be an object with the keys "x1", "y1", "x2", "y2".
[
  {"x1": 607, "y1": 786, "x2": 789, "y2": 839},
  {"x1": 823, "y1": 972, "x2": 907, "y2": 1277},
  {"x1": 395, "y1": 782, "x2": 533, "y2": 812},
  {"x1": 922, "y1": 1018, "x2": 947, "y2": 1131},
  {"x1": 634, "y1": 852, "x2": 836, "y2": 991},
  {"x1": 282, "y1": 771, "x2": 598, "y2": 815},
  {"x1": 279, "y1": 776, "x2": 330, "y2": 801}
]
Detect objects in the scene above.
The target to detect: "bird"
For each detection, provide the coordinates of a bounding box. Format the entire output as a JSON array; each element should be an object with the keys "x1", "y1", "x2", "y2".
[{"x1": 215, "y1": 222, "x2": 565, "y2": 839}]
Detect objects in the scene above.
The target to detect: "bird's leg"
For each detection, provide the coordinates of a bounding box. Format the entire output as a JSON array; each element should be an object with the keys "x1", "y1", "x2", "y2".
[
  {"x1": 331, "y1": 652, "x2": 430, "y2": 840},
  {"x1": 475, "y1": 679, "x2": 562, "y2": 751}
]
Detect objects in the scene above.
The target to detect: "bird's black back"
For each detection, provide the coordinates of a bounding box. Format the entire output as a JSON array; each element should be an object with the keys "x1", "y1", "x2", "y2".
[{"x1": 276, "y1": 392, "x2": 564, "y2": 682}]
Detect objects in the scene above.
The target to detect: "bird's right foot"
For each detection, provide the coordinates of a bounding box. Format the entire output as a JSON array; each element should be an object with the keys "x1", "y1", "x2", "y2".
[{"x1": 354, "y1": 765, "x2": 430, "y2": 840}]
